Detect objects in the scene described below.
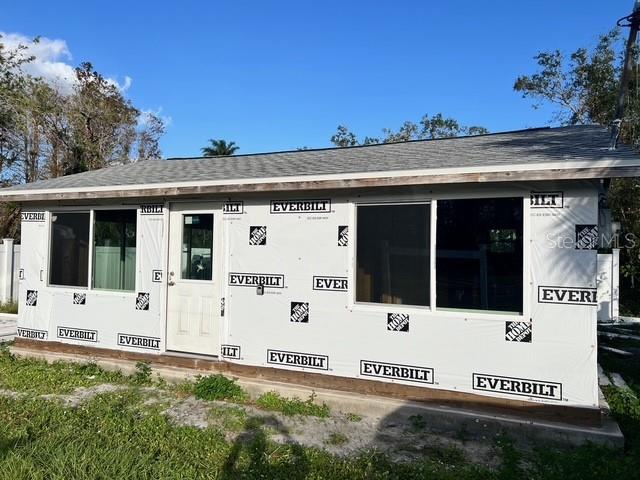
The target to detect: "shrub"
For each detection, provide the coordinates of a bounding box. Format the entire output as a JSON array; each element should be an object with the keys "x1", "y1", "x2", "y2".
[
  {"x1": 193, "y1": 374, "x2": 247, "y2": 402},
  {"x1": 131, "y1": 361, "x2": 153, "y2": 385}
]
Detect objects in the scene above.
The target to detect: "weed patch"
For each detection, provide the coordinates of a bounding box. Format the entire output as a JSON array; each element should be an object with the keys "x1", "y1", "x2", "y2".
[
  {"x1": 325, "y1": 432, "x2": 348, "y2": 446},
  {"x1": 256, "y1": 391, "x2": 330, "y2": 417},
  {"x1": 193, "y1": 374, "x2": 247, "y2": 402}
]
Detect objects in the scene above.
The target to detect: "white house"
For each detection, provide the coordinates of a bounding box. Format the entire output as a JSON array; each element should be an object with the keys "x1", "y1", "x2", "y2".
[{"x1": 2, "y1": 125, "x2": 638, "y2": 420}]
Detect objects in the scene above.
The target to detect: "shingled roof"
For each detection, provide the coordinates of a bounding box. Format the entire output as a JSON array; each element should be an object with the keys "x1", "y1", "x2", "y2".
[{"x1": 2, "y1": 125, "x2": 640, "y2": 202}]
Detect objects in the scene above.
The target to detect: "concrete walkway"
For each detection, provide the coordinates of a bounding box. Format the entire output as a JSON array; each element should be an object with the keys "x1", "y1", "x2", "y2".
[
  {"x1": 10, "y1": 345, "x2": 625, "y2": 449},
  {"x1": 0, "y1": 313, "x2": 16, "y2": 342}
]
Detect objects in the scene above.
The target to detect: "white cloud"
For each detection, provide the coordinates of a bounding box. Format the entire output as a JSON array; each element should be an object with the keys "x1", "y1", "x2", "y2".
[{"x1": 0, "y1": 32, "x2": 132, "y2": 94}]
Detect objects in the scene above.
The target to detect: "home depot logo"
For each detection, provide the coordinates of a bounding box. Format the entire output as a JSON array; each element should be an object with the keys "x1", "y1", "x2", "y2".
[
  {"x1": 360, "y1": 360, "x2": 434, "y2": 384},
  {"x1": 267, "y1": 349, "x2": 328, "y2": 370},
  {"x1": 270, "y1": 199, "x2": 331, "y2": 214},
  {"x1": 387, "y1": 313, "x2": 409, "y2": 332},
  {"x1": 221, "y1": 344, "x2": 241, "y2": 359},
  {"x1": 538, "y1": 286, "x2": 597, "y2": 306},
  {"x1": 223, "y1": 201, "x2": 244, "y2": 214},
  {"x1": 313, "y1": 276, "x2": 348, "y2": 292},
  {"x1": 505, "y1": 321, "x2": 532, "y2": 342},
  {"x1": 249, "y1": 226, "x2": 267, "y2": 246},
  {"x1": 338, "y1": 226, "x2": 348, "y2": 246},
  {"x1": 17, "y1": 327, "x2": 47, "y2": 340},
  {"x1": 117, "y1": 333, "x2": 160, "y2": 350},
  {"x1": 575, "y1": 224, "x2": 598, "y2": 250},
  {"x1": 530, "y1": 191, "x2": 564, "y2": 208},
  {"x1": 472, "y1": 373, "x2": 562, "y2": 400},
  {"x1": 57, "y1": 326, "x2": 98, "y2": 343},
  {"x1": 25, "y1": 290, "x2": 38, "y2": 306},
  {"x1": 229, "y1": 273, "x2": 284, "y2": 288},
  {"x1": 290, "y1": 302, "x2": 309, "y2": 323},
  {"x1": 136, "y1": 292, "x2": 150, "y2": 310},
  {"x1": 73, "y1": 293, "x2": 86, "y2": 305},
  {"x1": 20, "y1": 212, "x2": 45, "y2": 222},
  {"x1": 140, "y1": 204, "x2": 163, "y2": 215}
]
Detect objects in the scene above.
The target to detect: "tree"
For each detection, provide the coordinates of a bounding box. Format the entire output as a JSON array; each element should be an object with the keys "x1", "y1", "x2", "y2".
[
  {"x1": 201, "y1": 139, "x2": 239, "y2": 157},
  {"x1": 330, "y1": 113, "x2": 488, "y2": 147},
  {"x1": 0, "y1": 36, "x2": 167, "y2": 239},
  {"x1": 515, "y1": 28, "x2": 640, "y2": 314}
]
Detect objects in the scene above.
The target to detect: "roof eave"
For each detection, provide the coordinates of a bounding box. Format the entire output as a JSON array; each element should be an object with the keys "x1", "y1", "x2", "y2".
[{"x1": 2, "y1": 164, "x2": 639, "y2": 203}]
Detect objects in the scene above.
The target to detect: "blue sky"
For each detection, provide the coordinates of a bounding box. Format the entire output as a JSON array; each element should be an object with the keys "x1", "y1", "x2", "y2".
[{"x1": 2, "y1": 1, "x2": 634, "y2": 157}]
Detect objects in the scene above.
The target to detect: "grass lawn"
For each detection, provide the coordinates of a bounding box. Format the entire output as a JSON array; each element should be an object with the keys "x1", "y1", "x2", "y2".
[{"x1": 0, "y1": 343, "x2": 639, "y2": 479}]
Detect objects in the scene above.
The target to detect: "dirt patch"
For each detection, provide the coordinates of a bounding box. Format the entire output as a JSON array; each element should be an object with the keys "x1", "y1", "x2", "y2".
[
  {"x1": 41, "y1": 384, "x2": 127, "y2": 407},
  {"x1": 162, "y1": 394, "x2": 499, "y2": 466}
]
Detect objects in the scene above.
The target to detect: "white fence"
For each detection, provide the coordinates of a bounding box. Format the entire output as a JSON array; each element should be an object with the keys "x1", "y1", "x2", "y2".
[
  {"x1": 597, "y1": 249, "x2": 620, "y2": 322},
  {"x1": 0, "y1": 239, "x2": 20, "y2": 304}
]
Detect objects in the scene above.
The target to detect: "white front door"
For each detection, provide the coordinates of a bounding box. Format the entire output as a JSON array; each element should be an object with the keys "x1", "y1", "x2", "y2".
[{"x1": 166, "y1": 203, "x2": 222, "y2": 356}]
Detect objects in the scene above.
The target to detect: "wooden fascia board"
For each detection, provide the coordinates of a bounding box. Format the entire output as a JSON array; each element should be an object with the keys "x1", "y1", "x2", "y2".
[{"x1": 2, "y1": 165, "x2": 640, "y2": 203}]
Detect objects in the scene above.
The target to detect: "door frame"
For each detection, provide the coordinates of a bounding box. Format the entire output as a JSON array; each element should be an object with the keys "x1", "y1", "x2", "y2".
[{"x1": 164, "y1": 201, "x2": 224, "y2": 356}]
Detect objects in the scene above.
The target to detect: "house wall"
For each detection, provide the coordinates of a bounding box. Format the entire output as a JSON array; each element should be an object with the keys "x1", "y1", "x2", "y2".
[
  {"x1": 17, "y1": 207, "x2": 167, "y2": 351},
  {"x1": 16, "y1": 180, "x2": 600, "y2": 408}
]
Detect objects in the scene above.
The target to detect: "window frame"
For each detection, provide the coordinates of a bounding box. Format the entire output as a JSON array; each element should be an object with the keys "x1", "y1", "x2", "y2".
[
  {"x1": 351, "y1": 199, "x2": 436, "y2": 313},
  {"x1": 348, "y1": 193, "x2": 529, "y2": 321},
  {"x1": 47, "y1": 205, "x2": 139, "y2": 296},
  {"x1": 179, "y1": 211, "x2": 215, "y2": 283},
  {"x1": 91, "y1": 208, "x2": 139, "y2": 292}
]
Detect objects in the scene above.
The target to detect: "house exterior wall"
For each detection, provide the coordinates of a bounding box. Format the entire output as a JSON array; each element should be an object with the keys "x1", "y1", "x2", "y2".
[{"x1": 16, "y1": 180, "x2": 600, "y2": 408}]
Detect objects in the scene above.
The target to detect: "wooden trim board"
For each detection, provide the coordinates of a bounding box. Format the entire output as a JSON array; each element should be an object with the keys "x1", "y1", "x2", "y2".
[{"x1": 3, "y1": 165, "x2": 640, "y2": 202}]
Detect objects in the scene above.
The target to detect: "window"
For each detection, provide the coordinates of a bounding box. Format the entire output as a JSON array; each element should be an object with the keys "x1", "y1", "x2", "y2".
[
  {"x1": 50, "y1": 212, "x2": 90, "y2": 287},
  {"x1": 93, "y1": 210, "x2": 137, "y2": 291},
  {"x1": 436, "y1": 198, "x2": 523, "y2": 314},
  {"x1": 181, "y1": 214, "x2": 213, "y2": 280},
  {"x1": 356, "y1": 203, "x2": 430, "y2": 306}
]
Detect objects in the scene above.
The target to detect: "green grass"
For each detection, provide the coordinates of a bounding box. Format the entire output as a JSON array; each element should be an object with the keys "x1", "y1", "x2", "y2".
[
  {"x1": 0, "y1": 301, "x2": 17, "y2": 314},
  {"x1": 0, "y1": 392, "x2": 496, "y2": 480},
  {"x1": 346, "y1": 412, "x2": 362, "y2": 422},
  {"x1": 1, "y1": 349, "x2": 640, "y2": 478},
  {"x1": 325, "y1": 432, "x2": 348, "y2": 446},
  {"x1": 0, "y1": 349, "x2": 127, "y2": 394},
  {"x1": 256, "y1": 391, "x2": 330, "y2": 418},
  {"x1": 193, "y1": 374, "x2": 248, "y2": 402}
]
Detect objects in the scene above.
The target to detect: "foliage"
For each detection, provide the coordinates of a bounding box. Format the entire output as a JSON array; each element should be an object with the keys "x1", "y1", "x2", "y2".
[
  {"x1": 325, "y1": 432, "x2": 348, "y2": 446},
  {"x1": 256, "y1": 391, "x2": 330, "y2": 417},
  {"x1": 0, "y1": 352, "x2": 126, "y2": 394},
  {"x1": 346, "y1": 412, "x2": 362, "y2": 422},
  {"x1": 330, "y1": 113, "x2": 488, "y2": 147},
  {"x1": 201, "y1": 139, "x2": 239, "y2": 156},
  {"x1": 0, "y1": 301, "x2": 17, "y2": 314},
  {"x1": 515, "y1": 29, "x2": 640, "y2": 313},
  {"x1": 193, "y1": 374, "x2": 247, "y2": 402},
  {"x1": 0, "y1": 35, "x2": 166, "y2": 238},
  {"x1": 0, "y1": 355, "x2": 639, "y2": 478},
  {"x1": 131, "y1": 361, "x2": 153, "y2": 385}
]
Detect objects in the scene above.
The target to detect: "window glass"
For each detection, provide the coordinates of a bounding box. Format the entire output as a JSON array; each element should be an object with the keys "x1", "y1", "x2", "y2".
[
  {"x1": 50, "y1": 212, "x2": 90, "y2": 287},
  {"x1": 181, "y1": 214, "x2": 213, "y2": 280},
  {"x1": 93, "y1": 210, "x2": 137, "y2": 291},
  {"x1": 356, "y1": 204, "x2": 430, "y2": 306},
  {"x1": 436, "y1": 198, "x2": 523, "y2": 313}
]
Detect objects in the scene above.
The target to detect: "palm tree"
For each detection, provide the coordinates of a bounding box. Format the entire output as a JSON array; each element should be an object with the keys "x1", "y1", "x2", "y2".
[{"x1": 201, "y1": 139, "x2": 239, "y2": 157}]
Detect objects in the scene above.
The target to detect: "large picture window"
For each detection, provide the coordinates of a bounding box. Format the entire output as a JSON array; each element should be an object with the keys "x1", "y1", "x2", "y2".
[
  {"x1": 93, "y1": 210, "x2": 137, "y2": 291},
  {"x1": 50, "y1": 212, "x2": 90, "y2": 287},
  {"x1": 356, "y1": 203, "x2": 430, "y2": 306},
  {"x1": 436, "y1": 198, "x2": 523, "y2": 314}
]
